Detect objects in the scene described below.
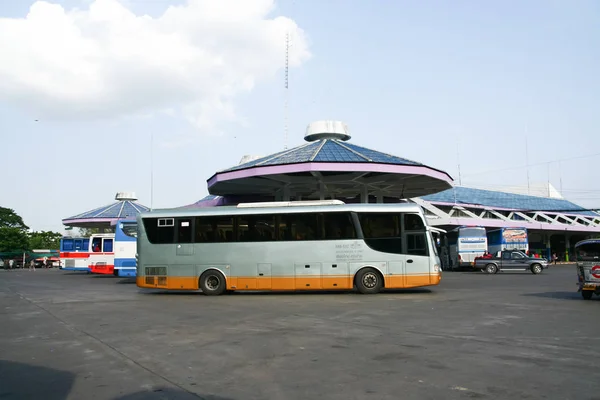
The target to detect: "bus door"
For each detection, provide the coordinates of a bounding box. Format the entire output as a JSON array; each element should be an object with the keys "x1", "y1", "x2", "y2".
[{"x1": 404, "y1": 214, "x2": 431, "y2": 286}]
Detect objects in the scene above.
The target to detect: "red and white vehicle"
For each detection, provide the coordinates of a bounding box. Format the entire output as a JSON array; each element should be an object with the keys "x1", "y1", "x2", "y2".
[{"x1": 88, "y1": 233, "x2": 116, "y2": 275}]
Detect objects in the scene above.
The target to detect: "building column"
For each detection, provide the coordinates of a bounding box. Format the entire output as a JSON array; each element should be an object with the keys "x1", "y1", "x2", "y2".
[
  {"x1": 360, "y1": 185, "x2": 369, "y2": 203},
  {"x1": 319, "y1": 182, "x2": 325, "y2": 200},
  {"x1": 283, "y1": 186, "x2": 291, "y2": 201},
  {"x1": 274, "y1": 191, "x2": 282, "y2": 201},
  {"x1": 565, "y1": 234, "x2": 570, "y2": 262},
  {"x1": 377, "y1": 190, "x2": 384, "y2": 204},
  {"x1": 545, "y1": 234, "x2": 552, "y2": 261}
]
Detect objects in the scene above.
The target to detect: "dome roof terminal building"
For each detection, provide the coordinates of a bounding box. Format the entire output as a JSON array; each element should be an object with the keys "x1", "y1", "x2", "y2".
[
  {"x1": 198, "y1": 120, "x2": 454, "y2": 206},
  {"x1": 62, "y1": 192, "x2": 150, "y2": 230}
]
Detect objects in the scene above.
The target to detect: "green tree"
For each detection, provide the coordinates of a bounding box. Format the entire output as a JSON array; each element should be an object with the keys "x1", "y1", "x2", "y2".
[
  {"x1": 28, "y1": 231, "x2": 62, "y2": 249},
  {"x1": 0, "y1": 228, "x2": 29, "y2": 252},
  {"x1": 0, "y1": 207, "x2": 29, "y2": 252},
  {"x1": 76, "y1": 227, "x2": 104, "y2": 237},
  {"x1": 0, "y1": 207, "x2": 29, "y2": 230}
]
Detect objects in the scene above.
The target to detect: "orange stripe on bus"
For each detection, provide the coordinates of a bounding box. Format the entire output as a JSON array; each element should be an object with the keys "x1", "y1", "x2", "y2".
[{"x1": 136, "y1": 274, "x2": 440, "y2": 291}]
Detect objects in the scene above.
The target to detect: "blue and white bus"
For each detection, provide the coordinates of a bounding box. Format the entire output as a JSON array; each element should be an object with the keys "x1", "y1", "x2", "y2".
[
  {"x1": 114, "y1": 220, "x2": 138, "y2": 277},
  {"x1": 59, "y1": 236, "x2": 91, "y2": 271},
  {"x1": 446, "y1": 226, "x2": 488, "y2": 269},
  {"x1": 487, "y1": 227, "x2": 528, "y2": 255}
]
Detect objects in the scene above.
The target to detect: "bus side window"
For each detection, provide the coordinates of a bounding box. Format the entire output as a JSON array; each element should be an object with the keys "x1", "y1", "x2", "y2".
[
  {"x1": 103, "y1": 238, "x2": 113, "y2": 252},
  {"x1": 195, "y1": 216, "x2": 233, "y2": 243},
  {"x1": 142, "y1": 218, "x2": 175, "y2": 244},
  {"x1": 92, "y1": 238, "x2": 102, "y2": 252},
  {"x1": 406, "y1": 233, "x2": 428, "y2": 256},
  {"x1": 322, "y1": 212, "x2": 356, "y2": 240},
  {"x1": 403, "y1": 214, "x2": 428, "y2": 256},
  {"x1": 357, "y1": 213, "x2": 402, "y2": 254},
  {"x1": 283, "y1": 213, "x2": 319, "y2": 241},
  {"x1": 177, "y1": 218, "x2": 193, "y2": 243},
  {"x1": 195, "y1": 218, "x2": 212, "y2": 242},
  {"x1": 237, "y1": 215, "x2": 275, "y2": 242},
  {"x1": 404, "y1": 214, "x2": 425, "y2": 231},
  {"x1": 62, "y1": 239, "x2": 74, "y2": 251}
]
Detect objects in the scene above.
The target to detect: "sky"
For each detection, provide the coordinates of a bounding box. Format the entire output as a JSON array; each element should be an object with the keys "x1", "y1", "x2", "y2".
[{"x1": 0, "y1": 0, "x2": 599, "y2": 233}]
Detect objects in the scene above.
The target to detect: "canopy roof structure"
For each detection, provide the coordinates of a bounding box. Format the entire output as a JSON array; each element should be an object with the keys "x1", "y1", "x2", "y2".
[
  {"x1": 62, "y1": 192, "x2": 149, "y2": 229},
  {"x1": 207, "y1": 121, "x2": 453, "y2": 201},
  {"x1": 414, "y1": 186, "x2": 600, "y2": 233}
]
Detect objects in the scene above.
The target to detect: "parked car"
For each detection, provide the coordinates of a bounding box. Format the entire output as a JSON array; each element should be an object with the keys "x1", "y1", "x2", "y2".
[{"x1": 474, "y1": 250, "x2": 548, "y2": 274}]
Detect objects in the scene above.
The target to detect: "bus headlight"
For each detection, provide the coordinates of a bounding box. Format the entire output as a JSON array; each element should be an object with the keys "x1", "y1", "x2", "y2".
[{"x1": 433, "y1": 264, "x2": 440, "y2": 273}]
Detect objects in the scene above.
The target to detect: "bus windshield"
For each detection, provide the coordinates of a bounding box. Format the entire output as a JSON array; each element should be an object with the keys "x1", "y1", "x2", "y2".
[
  {"x1": 576, "y1": 242, "x2": 600, "y2": 261},
  {"x1": 121, "y1": 222, "x2": 138, "y2": 238},
  {"x1": 459, "y1": 228, "x2": 486, "y2": 237}
]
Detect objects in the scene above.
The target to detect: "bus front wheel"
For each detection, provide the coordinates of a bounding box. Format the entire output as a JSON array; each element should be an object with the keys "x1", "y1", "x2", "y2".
[
  {"x1": 582, "y1": 291, "x2": 593, "y2": 300},
  {"x1": 199, "y1": 270, "x2": 227, "y2": 296},
  {"x1": 355, "y1": 268, "x2": 383, "y2": 294}
]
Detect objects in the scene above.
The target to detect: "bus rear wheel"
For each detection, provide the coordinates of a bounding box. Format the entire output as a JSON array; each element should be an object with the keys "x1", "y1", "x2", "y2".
[
  {"x1": 355, "y1": 268, "x2": 383, "y2": 294},
  {"x1": 199, "y1": 270, "x2": 227, "y2": 296}
]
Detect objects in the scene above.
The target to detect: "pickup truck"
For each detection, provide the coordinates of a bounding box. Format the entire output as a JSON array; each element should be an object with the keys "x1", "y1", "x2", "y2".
[{"x1": 474, "y1": 250, "x2": 548, "y2": 274}]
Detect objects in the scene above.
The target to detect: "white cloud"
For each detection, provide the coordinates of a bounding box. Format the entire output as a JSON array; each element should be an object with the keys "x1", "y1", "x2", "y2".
[{"x1": 0, "y1": 0, "x2": 310, "y2": 130}]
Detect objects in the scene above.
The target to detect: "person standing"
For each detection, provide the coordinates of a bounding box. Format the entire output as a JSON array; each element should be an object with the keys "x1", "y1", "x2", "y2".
[{"x1": 29, "y1": 259, "x2": 36, "y2": 271}]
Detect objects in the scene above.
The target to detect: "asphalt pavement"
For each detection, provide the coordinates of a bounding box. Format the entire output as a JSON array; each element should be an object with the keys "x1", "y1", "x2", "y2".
[{"x1": 0, "y1": 266, "x2": 599, "y2": 400}]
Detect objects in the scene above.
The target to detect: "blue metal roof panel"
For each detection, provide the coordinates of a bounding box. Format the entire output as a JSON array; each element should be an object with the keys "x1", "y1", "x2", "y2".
[
  {"x1": 219, "y1": 139, "x2": 425, "y2": 173},
  {"x1": 421, "y1": 187, "x2": 596, "y2": 216},
  {"x1": 312, "y1": 140, "x2": 367, "y2": 162},
  {"x1": 340, "y1": 142, "x2": 422, "y2": 165},
  {"x1": 219, "y1": 147, "x2": 305, "y2": 173},
  {"x1": 65, "y1": 201, "x2": 150, "y2": 220},
  {"x1": 258, "y1": 141, "x2": 322, "y2": 165}
]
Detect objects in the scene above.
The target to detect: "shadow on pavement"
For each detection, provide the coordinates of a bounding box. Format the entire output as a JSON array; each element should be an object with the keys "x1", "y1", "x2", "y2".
[
  {"x1": 117, "y1": 278, "x2": 136, "y2": 284},
  {"x1": 140, "y1": 288, "x2": 433, "y2": 296},
  {"x1": 0, "y1": 360, "x2": 75, "y2": 400},
  {"x1": 114, "y1": 387, "x2": 235, "y2": 400}
]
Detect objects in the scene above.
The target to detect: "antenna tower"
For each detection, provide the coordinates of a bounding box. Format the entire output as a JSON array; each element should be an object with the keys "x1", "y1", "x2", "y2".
[
  {"x1": 525, "y1": 136, "x2": 531, "y2": 195},
  {"x1": 284, "y1": 32, "x2": 290, "y2": 150},
  {"x1": 456, "y1": 141, "x2": 462, "y2": 186}
]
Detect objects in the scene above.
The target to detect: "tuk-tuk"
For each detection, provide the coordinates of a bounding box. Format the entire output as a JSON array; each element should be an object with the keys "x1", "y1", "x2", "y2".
[{"x1": 575, "y1": 239, "x2": 600, "y2": 300}]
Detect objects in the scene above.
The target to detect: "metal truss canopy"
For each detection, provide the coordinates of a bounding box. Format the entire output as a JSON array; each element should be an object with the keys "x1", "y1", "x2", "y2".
[{"x1": 412, "y1": 198, "x2": 600, "y2": 233}]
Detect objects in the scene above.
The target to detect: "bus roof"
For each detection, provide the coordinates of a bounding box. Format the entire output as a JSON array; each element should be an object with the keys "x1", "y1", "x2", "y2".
[
  {"x1": 487, "y1": 227, "x2": 527, "y2": 232},
  {"x1": 139, "y1": 202, "x2": 424, "y2": 219},
  {"x1": 448, "y1": 225, "x2": 486, "y2": 232},
  {"x1": 575, "y1": 239, "x2": 600, "y2": 247}
]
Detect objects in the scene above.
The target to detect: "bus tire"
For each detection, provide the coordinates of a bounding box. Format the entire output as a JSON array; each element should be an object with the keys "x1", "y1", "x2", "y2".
[
  {"x1": 582, "y1": 291, "x2": 593, "y2": 300},
  {"x1": 199, "y1": 270, "x2": 227, "y2": 296},
  {"x1": 530, "y1": 264, "x2": 543, "y2": 275},
  {"x1": 485, "y1": 264, "x2": 498, "y2": 274},
  {"x1": 355, "y1": 267, "x2": 383, "y2": 294}
]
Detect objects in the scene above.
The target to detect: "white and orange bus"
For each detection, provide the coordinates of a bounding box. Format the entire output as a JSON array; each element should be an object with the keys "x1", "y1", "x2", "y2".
[{"x1": 136, "y1": 200, "x2": 442, "y2": 295}]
